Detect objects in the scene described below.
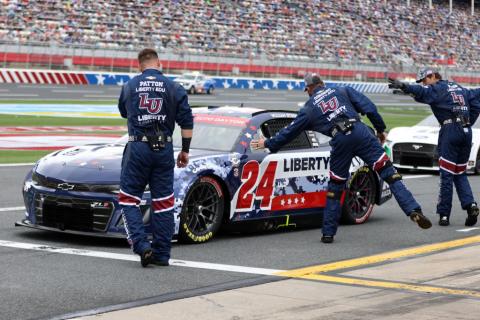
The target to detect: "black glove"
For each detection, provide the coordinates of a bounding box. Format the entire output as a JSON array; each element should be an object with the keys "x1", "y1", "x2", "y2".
[{"x1": 388, "y1": 78, "x2": 407, "y2": 91}]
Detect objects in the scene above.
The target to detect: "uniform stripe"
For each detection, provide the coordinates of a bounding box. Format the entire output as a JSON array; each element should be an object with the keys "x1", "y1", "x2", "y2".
[
  {"x1": 439, "y1": 157, "x2": 466, "y2": 174},
  {"x1": 329, "y1": 171, "x2": 347, "y2": 181},
  {"x1": 152, "y1": 194, "x2": 175, "y2": 213},
  {"x1": 152, "y1": 193, "x2": 174, "y2": 201},
  {"x1": 118, "y1": 190, "x2": 141, "y2": 205},
  {"x1": 373, "y1": 152, "x2": 389, "y2": 171}
]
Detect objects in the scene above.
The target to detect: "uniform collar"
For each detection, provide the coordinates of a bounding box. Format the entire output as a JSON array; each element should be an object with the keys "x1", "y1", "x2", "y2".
[{"x1": 143, "y1": 68, "x2": 162, "y2": 74}]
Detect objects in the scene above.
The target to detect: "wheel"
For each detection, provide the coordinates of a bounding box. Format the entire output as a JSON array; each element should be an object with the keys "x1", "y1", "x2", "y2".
[
  {"x1": 341, "y1": 167, "x2": 376, "y2": 224},
  {"x1": 474, "y1": 149, "x2": 480, "y2": 175},
  {"x1": 178, "y1": 177, "x2": 225, "y2": 243},
  {"x1": 188, "y1": 86, "x2": 195, "y2": 94},
  {"x1": 207, "y1": 86, "x2": 214, "y2": 94}
]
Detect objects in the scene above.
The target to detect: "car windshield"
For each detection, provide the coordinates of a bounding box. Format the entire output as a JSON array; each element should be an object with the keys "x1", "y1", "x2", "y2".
[
  {"x1": 416, "y1": 114, "x2": 480, "y2": 128},
  {"x1": 114, "y1": 115, "x2": 245, "y2": 152}
]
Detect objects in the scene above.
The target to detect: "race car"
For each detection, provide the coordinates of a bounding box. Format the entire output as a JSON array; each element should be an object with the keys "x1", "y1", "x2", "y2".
[
  {"x1": 385, "y1": 114, "x2": 480, "y2": 174},
  {"x1": 18, "y1": 107, "x2": 392, "y2": 243},
  {"x1": 173, "y1": 72, "x2": 215, "y2": 95}
]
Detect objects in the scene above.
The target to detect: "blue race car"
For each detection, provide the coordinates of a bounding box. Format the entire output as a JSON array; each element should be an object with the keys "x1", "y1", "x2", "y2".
[{"x1": 18, "y1": 106, "x2": 391, "y2": 243}]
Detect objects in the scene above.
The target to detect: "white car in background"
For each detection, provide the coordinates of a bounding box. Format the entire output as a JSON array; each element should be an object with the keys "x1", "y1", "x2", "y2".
[
  {"x1": 173, "y1": 72, "x2": 216, "y2": 95},
  {"x1": 385, "y1": 114, "x2": 480, "y2": 174}
]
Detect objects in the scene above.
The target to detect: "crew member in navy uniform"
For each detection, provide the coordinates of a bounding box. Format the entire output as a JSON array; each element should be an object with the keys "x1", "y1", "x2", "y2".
[
  {"x1": 389, "y1": 68, "x2": 480, "y2": 227},
  {"x1": 251, "y1": 73, "x2": 431, "y2": 244},
  {"x1": 118, "y1": 48, "x2": 193, "y2": 267}
]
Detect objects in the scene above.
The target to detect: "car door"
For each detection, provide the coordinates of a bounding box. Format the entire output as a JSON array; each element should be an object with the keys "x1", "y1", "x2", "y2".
[{"x1": 230, "y1": 116, "x2": 336, "y2": 221}]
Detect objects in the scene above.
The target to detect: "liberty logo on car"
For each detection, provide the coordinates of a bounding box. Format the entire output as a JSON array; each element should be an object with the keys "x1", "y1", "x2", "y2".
[
  {"x1": 57, "y1": 183, "x2": 75, "y2": 190},
  {"x1": 139, "y1": 93, "x2": 163, "y2": 114}
]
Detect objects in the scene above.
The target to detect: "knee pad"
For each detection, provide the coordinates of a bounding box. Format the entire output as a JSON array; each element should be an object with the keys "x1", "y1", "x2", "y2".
[
  {"x1": 327, "y1": 180, "x2": 345, "y2": 200},
  {"x1": 384, "y1": 172, "x2": 402, "y2": 184},
  {"x1": 376, "y1": 160, "x2": 402, "y2": 184}
]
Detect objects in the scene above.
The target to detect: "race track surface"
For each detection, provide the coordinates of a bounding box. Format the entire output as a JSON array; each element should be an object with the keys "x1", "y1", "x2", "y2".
[{"x1": 1, "y1": 165, "x2": 479, "y2": 320}]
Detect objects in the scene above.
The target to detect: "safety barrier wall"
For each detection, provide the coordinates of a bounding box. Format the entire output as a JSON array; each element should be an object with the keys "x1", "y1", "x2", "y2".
[{"x1": 0, "y1": 68, "x2": 390, "y2": 93}]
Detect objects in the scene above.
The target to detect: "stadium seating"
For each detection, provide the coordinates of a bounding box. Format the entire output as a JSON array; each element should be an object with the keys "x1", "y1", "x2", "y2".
[{"x1": 0, "y1": 0, "x2": 478, "y2": 70}]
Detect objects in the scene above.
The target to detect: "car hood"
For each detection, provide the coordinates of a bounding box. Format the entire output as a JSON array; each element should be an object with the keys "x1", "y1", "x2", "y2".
[
  {"x1": 388, "y1": 126, "x2": 440, "y2": 145},
  {"x1": 34, "y1": 144, "x2": 222, "y2": 183}
]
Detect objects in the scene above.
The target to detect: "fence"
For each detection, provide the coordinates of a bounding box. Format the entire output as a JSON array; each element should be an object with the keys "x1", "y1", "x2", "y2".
[{"x1": 1, "y1": 43, "x2": 480, "y2": 85}]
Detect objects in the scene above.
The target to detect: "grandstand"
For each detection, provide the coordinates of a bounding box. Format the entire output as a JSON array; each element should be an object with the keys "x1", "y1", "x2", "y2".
[{"x1": 0, "y1": 0, "x2": 479, "y2": 83}]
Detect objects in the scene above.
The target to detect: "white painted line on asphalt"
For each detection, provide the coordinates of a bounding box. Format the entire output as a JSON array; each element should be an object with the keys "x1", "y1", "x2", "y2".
[
  {"x1": 0, "y1": 162, "x2": 34, "y2": 167},
  {"x1": 456, "y1": 227, "x2": 480, "y2": 233},
  {"x1": 0, "y1": 89, "x2": 10, "y2": 92},
  {"x1": 0, "y1": 93, "x2": 39, "y2": 97},
  {"x1": 0, "y1": 240, "x2": 284, "y2": 276},
  {"x1": 403, "y1": 175, "x2": 433, "y2": 180},
  {"x1": 0, "y1": 206, "x2": 24, "y2": 212}
]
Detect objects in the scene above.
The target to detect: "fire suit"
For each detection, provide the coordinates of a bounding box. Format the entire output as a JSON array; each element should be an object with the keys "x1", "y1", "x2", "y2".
[
  {"x1": 118, "y1": 68, "x2": 193, "y2": 262},
  {"x1": 403, "y1": 80, "x2": 480, "y2": 218},
  {"x1": 265, "y1": 85, "x2": 421, "y2": 237}
]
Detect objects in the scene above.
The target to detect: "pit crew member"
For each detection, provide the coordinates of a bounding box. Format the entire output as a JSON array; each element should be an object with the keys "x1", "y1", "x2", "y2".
[
  {"x1": 251, "y1": 73, "x2": 431, "y2": 244},
  {"x1": 118, "y1": 48, "x2": 193, "y2": 267}
]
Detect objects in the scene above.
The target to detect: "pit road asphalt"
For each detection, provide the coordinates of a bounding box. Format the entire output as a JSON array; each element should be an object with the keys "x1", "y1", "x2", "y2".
[{"x1": 0, "y1": 165, "x2": 479, "y2": 320}]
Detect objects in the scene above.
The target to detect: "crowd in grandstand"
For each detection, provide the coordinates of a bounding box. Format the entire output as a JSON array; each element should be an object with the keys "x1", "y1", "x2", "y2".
[{"x1": 1, "y1": 0, "x2": 479, "y2": 70}]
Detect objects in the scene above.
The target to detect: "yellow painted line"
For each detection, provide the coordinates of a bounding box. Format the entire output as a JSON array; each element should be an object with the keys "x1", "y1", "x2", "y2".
[
  {"x1": 300, "y1": 274, "x2": 480, "y2": 299},
  {"x1": 277, "y1": 235, "x2": 480, "y2": 277}
]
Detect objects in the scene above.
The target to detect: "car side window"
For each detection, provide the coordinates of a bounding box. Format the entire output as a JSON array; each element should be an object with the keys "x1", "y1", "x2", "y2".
[{"x1": 260, "y1": 118, "x2": 312, "y2": 151}]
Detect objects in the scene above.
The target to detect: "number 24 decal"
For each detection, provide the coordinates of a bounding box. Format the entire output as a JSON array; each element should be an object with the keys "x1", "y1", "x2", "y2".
[{"x1": 236, "y1": 160, "x2": 278, "y2": 211}]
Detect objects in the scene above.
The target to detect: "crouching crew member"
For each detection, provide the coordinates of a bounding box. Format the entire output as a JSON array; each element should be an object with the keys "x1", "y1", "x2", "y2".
[
  {"x1": 251, "y1": 73, "x2": 431, "y2": 244},
  {"x1": 389, "y1": 68, "x2": 480, "y2": 227},
  {"x1": 118, "y1": 48, "x2": 193, "y2": 267}
]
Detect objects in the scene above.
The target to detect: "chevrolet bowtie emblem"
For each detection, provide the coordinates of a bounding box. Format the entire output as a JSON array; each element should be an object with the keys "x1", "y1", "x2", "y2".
[
  {"x1": 57, "y1": 183, "x2": 75, "y2": 190},
  {"x1": 412, "y1": 144, "x2": 423, "y2": 150}
]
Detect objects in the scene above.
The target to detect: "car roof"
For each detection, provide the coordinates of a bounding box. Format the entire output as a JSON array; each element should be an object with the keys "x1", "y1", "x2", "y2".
[
  {"x1": 192, "y1": 106, "x2": 297, "y2": 119},
  {"x1": 193, "y1": 106, "x2": 264, "y2": 118}
]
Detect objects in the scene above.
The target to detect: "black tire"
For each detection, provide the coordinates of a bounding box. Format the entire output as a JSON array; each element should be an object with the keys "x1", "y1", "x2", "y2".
[
  {"x1": 178, "y1": 177, "x2": 225, "y2": 243},
  {"x1": 188, "y1": 86, "x2": 195, "y2": 95},
  {"x1": 341, "y1": 167, "x2": 376, "y2": 224},
  {"x1": 207, "y1": 86, "x2": 214, "y2": 94}
]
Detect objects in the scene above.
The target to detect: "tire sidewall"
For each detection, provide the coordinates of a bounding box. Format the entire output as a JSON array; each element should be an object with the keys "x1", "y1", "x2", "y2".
[
  {"x1": 341, "y1": 167, "x2": 376, "y2": 224},
  {"x1": 179, "y1": 176, "x2": 224, "y2": 243}
]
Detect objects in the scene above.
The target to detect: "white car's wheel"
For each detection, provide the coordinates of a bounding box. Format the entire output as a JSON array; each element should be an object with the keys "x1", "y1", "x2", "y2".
[{"x1": 189, "y1": 86, "x2": 195, "y2": 95}]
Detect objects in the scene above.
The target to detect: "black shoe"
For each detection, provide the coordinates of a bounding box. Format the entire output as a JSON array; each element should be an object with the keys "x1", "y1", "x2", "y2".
[
  {"x1": 321, "y1": 235, "x2": 334, "y2": 244},
  {"x1": 465, "y1": 203, "x2": 479, "y2": 227},
  {"x1": 152, "y1": 259, "x2": 169, "y2": 266},
  {"x1": 140, "y1": 248, "x2": 153, "y2": 268},
  {"x1": 439, "y1": 215, "x2": 450, "y2": 226},
  {"x1": 410, "y1": 210, "x2": 432, "y2": 229}
]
